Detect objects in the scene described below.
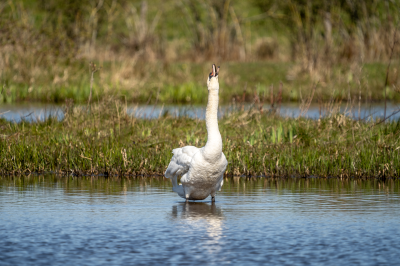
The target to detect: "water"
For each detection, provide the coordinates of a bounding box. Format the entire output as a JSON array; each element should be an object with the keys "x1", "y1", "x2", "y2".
[
  {"x1": 1, "y1": 102, "x2": 400, "y2": 122},
  {"x1": 0, "y1": 103, "x2": 64, "y2": 123},
  {"x1": 1, "y1": 176, "x2": 400, "y2": 266},
  {"x1": 131, "y1": 102, "x2": 400, "y2": 121}
]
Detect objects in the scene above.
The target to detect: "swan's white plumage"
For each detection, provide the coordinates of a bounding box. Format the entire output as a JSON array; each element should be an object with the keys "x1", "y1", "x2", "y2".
[
  {"x1": 165, "y1": 146, "x2": 200, "y2": 178},
  {"x1": 165, "y1": 146, "x2": 201, "y2": 198},
  {"x1": 165, "y1": 65, "x2": 227, "y2": 201}
]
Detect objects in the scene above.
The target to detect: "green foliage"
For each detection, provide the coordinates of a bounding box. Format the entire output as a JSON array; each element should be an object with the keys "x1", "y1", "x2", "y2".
[
  {"x1": 1, "y1": 0, "x2": 400, "y2": 105},
  {"x1": 0, "y1": 100, "x2": 399, "y2": 178},
  {"x1": 161, "y1": 82, "x2": 207, "y2": 104}
]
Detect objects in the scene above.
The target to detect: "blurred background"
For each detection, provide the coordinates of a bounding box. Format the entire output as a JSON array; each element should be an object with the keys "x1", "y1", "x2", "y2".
[{"x1": 0, "y1": 0, "x2": 399, "y2": 104}]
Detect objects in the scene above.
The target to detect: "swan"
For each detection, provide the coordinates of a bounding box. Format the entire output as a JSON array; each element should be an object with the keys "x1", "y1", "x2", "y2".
[{"x1": 165, "y1": 64, "x2": 228, "y2": 202}]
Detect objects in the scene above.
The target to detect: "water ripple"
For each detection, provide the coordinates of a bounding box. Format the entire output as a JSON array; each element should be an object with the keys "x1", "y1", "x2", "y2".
[{"x1": 0, "y1": 177, "x2": 400, "y2": 265}]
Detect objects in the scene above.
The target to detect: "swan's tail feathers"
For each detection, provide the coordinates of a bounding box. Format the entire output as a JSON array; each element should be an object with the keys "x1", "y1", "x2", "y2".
[
  {"x1": 164, "y1": 157, "x2": 186, "y2": 199},
  {"x1": 218, "y1": 179, "x2": 224, "y2": 191},
  {"x1": 164, "y1": 161, "x2": 185, "y2": 180},
  {"x1": 172, "y1": 183, "x2": 185, "y2": 198},
  {"x1": 164, "y1": 161, "x2": 177, "y2": 179},
  {"x1": 167, "y1": 172, "x2": 185, "y2": 198},
  {"x1": 165, "y1": 146, "x2": 200, "y2": 199}
]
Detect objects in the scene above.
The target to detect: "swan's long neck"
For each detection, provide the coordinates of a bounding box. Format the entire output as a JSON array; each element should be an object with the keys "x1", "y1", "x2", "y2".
[{"x1": 203, "y1": 88, "x2": 222, "y2": 161}]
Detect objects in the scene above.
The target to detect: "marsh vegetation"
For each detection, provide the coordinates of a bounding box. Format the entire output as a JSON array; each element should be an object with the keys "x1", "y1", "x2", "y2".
[
  {"x1": 1, "y1": 1, "x2": 399, "y2": 178},
  {"x1": 1, "y1": 99, "x2": 399, "y2": 178},
  {"x1": 1, "y1": 0, "x2": 399, "y2": 104}
]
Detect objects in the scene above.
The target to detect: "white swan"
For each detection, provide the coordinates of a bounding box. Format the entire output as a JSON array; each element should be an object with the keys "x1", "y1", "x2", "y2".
[{"x1": 165, "y1": 64, "x2": 228, "y2": 202}]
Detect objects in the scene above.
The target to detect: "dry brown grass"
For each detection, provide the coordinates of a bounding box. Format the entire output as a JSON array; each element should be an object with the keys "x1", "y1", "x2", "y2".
[{"x1": 0, "y1": 0, "x2": 399, "y2": 105}]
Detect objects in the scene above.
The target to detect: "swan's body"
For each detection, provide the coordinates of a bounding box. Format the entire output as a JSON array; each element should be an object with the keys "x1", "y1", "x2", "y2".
[{"x1": 165, "y1": 65, "x2": 228, "y2": 201}]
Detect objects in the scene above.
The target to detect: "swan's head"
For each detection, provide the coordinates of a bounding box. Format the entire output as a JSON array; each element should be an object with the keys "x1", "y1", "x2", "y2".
[{"x1": 207, "y1": 64, "x2": 220, "y2": 91}]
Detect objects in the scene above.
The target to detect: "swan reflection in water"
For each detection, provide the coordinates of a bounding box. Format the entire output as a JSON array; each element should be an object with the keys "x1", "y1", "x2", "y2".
[{"x1": 171, "y1": 202, "x2": 225, "y2": 254}]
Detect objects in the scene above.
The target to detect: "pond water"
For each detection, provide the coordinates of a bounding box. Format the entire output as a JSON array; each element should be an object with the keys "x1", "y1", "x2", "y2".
[
  {"x1": 1, "y1": 176, "x2": 400, "y2": 266},
  {"x1": 1, "y1": 102, "x2": 399, "y2": 122}
]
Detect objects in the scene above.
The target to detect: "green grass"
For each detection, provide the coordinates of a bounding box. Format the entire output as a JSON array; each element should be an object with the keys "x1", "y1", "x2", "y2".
[
  {"x1": 2, "y1": 61, "x2": 399, "y2": 105},
  {"x1": 1, "y1": 1, "x2": 400, "y2": 105},
  {"x1": 1, "y1": 99, "x2": 399, "y2": 178}
]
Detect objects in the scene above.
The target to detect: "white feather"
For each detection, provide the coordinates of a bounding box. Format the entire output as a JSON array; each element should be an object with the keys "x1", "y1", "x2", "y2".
[{"x1": 165, "y1": 146, "x2": 200, "y2": 179}]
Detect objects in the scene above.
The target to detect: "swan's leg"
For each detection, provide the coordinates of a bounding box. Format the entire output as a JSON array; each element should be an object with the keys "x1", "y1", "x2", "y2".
[{"x1": 211, "y1": 196, "x2": 215, "y2": 202}]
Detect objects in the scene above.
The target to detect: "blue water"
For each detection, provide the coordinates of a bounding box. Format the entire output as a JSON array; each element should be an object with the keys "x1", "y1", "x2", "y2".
[
  {"x1": 1, "y1": 177, "x2": 399, "y2": 265},
  {"x1": 1, "y1": 102, "x2": 399, "y2": 122}
]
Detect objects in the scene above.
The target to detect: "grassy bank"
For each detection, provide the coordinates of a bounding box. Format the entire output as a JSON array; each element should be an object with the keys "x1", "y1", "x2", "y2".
[
  {"x1": 1, "y1": 99, "x2": 399, "y2": 178},
  {"x1": 2, "y1": 61, "x2": 400, "y2": 105}
]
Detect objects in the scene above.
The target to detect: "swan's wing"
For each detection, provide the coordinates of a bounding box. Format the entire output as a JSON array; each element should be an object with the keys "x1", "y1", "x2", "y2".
[{"x1": 165, "y1": 146, "x2": 200, "y2": 179}]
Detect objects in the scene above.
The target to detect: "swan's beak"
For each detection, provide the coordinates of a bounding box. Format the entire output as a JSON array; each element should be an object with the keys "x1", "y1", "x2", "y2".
[{"x1": 208, "y1": 64, "x2": 220, "y2": 80}]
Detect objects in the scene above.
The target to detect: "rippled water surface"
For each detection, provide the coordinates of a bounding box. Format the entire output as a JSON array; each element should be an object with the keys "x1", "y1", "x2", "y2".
[
  {"x1": 1, "y1": 102, "x2": 399, "y2": 122},
  {"x1": 1, "y1": 176, "x2": 400, "y2": 266}
]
